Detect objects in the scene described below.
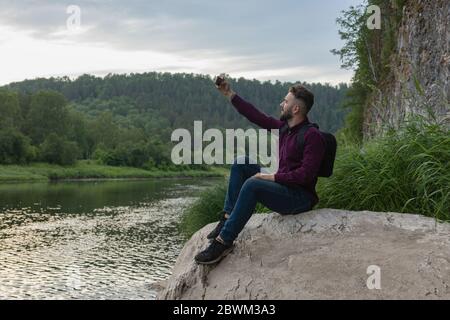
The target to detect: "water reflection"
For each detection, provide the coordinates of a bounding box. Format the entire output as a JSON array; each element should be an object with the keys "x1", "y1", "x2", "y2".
[{"x1": 0, "y1": 178, "x2": 220, "y2": 299}]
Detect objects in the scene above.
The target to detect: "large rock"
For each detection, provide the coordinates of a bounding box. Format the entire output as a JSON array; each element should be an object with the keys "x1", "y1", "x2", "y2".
[{"x1": 157, "y1": 209, "x2": 450, "y2": 299}]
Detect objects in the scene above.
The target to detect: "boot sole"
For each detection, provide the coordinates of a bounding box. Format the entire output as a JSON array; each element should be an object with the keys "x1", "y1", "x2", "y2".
[{"x1": 195, "y1": 246, "x2": 234, "y2": 265}]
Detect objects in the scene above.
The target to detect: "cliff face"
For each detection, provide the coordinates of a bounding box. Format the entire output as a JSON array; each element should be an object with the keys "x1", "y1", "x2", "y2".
[
  {"x1": 157, "y1": 209, "x2": 450, "y2": 300},
  {"x1": 364, "y1": 0, "x2": 449, "y2": 138}
]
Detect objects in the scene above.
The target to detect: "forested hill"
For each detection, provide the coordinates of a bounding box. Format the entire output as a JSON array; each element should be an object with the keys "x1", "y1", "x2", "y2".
[
  {"x1": 1, "y1": 72, "x2": 348, "y2": 168},
  {"x1": 4, "y1": 72, "x2": 348, "y2": 134}
]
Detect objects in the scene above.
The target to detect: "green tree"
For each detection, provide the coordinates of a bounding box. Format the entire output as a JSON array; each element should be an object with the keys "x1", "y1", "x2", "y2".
[
  {"x1": 331, "y1": 0, "x2": 406, "y2": 141},
  {"x1": 3, "y1": 71, "x2": 351, "y2": 168},
  {"x1": 67, "y1": 108, "x2": 94, "y2": 159},
  {"x1": 40, "y1": 133, "x2": 79, "y2": 165},
  {"x1": 26, "y1": 91, "x2": 70, "y2": 144},
  {"x1": 88, "y1": 111, "x2": 119, "y2": 149},
  {"x1": 0, "y1": 90, "x2": 21, "y2": 129},
  {"x1": 0, "y1": 128, "x2": 30, "y2": 164}
]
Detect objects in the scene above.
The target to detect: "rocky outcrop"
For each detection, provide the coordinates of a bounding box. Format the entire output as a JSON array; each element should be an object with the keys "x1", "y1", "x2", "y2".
[
  {"x1": 157, "y1": 209, "x2": 450, "y2": 300},
  {"x1": 364, "y1": 0, "x2": 449, "y2": 138}
]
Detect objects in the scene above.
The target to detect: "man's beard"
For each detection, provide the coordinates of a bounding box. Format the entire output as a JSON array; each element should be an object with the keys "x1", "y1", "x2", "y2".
[{"x1": 280, "y1": 108, "x2": 293, "y2": 121}]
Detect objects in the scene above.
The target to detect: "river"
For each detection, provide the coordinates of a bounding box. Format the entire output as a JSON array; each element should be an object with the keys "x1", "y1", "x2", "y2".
[{"x1": 0, "y1": 178, "x2": 221, "y2": 300}]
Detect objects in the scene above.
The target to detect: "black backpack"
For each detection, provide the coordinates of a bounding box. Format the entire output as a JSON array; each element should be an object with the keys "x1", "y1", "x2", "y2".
[{"x1": 280, "y1": 122, "x2": 337, "y2": 177}]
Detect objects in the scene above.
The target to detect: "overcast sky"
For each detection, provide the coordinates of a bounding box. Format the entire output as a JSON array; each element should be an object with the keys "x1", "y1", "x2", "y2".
[{"x1": 0, "y1": 0, "x2": 362, "y2": 86}]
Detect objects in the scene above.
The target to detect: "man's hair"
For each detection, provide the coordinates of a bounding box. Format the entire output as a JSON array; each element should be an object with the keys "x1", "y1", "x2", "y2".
[{"x1": 289, "y1": 85, "x2": 314, "y2": 114}]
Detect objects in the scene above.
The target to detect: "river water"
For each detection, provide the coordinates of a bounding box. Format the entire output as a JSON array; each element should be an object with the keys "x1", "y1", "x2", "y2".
[{"x1": 0, "y1": 178, "x2": 221, "y2": 300}]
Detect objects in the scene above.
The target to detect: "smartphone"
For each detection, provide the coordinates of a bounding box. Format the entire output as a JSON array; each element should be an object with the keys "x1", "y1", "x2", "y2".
[{"x1": 215, "y1": 74, "x2": 225, "y2": 87}]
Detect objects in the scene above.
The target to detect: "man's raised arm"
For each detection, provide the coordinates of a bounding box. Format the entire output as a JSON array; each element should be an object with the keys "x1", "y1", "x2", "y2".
[{"x1": 216, "y1": 76, "x2": 283, "y2": 130}]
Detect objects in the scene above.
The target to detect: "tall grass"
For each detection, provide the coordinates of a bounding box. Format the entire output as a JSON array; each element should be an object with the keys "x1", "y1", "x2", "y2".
[
  {"x1": 317, "y1": 113, "x2": 449, "y2": 221},
  {"x1": 179, "y1": 181, "x2": 228, "y2": 239}
]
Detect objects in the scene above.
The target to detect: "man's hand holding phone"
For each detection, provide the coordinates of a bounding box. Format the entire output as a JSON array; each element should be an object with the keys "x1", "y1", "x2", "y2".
[{"x1": 215, "y1": 74, "x2": 235, "y2": 100}]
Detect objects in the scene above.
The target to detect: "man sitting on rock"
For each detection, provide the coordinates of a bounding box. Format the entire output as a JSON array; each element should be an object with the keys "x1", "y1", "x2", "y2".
[{"x1": 194, "y1": 78, "x2": 326, "y2": 265}]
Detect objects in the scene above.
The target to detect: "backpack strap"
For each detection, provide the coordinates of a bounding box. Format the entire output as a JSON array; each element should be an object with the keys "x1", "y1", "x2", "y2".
[{"x1": 297, "y1": 123, "x2": 319, "y2": 157}]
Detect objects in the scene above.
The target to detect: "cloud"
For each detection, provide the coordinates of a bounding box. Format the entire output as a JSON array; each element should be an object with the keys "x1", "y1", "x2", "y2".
[{"x1": 0, "y1": 0, "x2": 361, "y2": 85}]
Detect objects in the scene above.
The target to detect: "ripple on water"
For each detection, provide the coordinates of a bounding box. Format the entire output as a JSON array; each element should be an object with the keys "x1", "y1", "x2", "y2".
[{"x1": 0, "y1": 196, "x2": 198, "y2": 299}]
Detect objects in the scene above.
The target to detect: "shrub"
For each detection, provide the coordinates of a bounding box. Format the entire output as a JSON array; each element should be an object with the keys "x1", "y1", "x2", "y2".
[
  {"x1": 317, "y1": 114, "x2": 450, "y2": 221},
  {"x1": 40, "y1": 133, "x2": 79, "y2": 165},
  {"x1": 0, "y1": 128, "x2": 30, "y2": 164}
]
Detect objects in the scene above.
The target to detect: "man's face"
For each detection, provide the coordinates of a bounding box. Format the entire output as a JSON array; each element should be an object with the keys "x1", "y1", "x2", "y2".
[{"x1": 279, "y1": 92, "x2": 300, "y2": 121}]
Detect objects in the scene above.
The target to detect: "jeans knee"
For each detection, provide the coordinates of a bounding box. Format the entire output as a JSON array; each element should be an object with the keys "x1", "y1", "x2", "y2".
[{"x1": 241, "y1": 177, "x2": 259, "y2": 192}]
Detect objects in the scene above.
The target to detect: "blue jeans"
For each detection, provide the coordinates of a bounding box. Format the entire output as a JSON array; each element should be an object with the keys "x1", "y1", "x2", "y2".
[{"x1": 220, "y1": 156, "x2": 313, "y2": 244}]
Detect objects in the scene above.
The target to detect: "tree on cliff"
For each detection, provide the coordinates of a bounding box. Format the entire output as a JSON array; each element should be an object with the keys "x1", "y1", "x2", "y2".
[{"x1": 332, "y1": 0, "x2": 406, "y2": 142}]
